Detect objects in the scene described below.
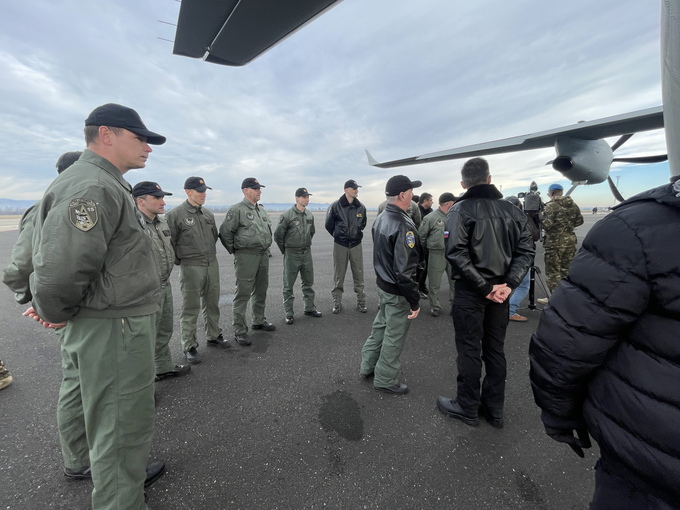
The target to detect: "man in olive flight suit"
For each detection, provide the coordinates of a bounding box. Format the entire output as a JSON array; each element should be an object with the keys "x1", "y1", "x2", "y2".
[
  {"x1": 133, "y1": 181, "x2": 191, "y2": 381},
  {"x1": 274, "y1": 187, "x2": 323, "y2": 324},
  {"x1": 220, "y1": 178, "x2": 275, "y2": 346},
  {"x1": 325, "y1": 179, "x2": 368, "y2": 314},
  {"x1": 3, "y1": 151, "x2": 82, "y2": 305},
  {"x1": 166, "y1": 176, "x2": 229, "y2": 365},
  {"x1": 28, "y1": 104, "x2": 165, "y2": 509},
  {"x1": 418, "y1": 192, "x2": 457, "y2": 317}
]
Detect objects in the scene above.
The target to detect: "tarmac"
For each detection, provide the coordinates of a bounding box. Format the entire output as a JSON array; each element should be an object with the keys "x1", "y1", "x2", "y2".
[{"x1": 0, "y1": 211, "x2": 605, "y2": 509}]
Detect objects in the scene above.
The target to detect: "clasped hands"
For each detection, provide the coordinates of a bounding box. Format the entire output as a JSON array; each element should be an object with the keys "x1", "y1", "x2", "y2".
[
  {"x1": 485, "y1": 283, "x2": 512, "y2": 303},
  {"x1": 23, "y1": 307, "x2": 67, "y2": 330}
]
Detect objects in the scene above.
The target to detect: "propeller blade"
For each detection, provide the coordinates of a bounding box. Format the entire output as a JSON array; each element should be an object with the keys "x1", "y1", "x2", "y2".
[
  {"x1": 565, "y1": 184, "x2": 579, "y2": 196},
  {"x1": 607, "y1": 176, "x2": 626, "y2": 203},
  {"x1": 610, "y1": 133, "x2": 634, "y2": 152},
  {"x1": 612, "y1": 154, "x2": 668, "y2": 164},
  {"x1": 545, "y1": 159, "x2": 554, "y2": 166}
]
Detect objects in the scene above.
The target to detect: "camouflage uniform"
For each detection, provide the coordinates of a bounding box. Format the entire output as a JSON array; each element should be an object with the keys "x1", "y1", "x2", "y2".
[
  {"x1": 0, "y1": 359, "x2": 12, "y2": 390},
  {"x1": 542, "y1": 195, "x2": 584, "y2": 291}
]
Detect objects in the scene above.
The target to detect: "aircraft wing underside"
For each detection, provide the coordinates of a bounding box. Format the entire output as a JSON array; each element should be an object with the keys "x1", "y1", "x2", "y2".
[{"x1": 367, "y1": 106, "x2": 664, "y2": 168}]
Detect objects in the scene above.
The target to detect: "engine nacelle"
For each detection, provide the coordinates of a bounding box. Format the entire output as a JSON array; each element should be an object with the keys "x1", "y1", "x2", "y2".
[{"x1": 552, "y1": 137, "x2": 613, "y2": 184}]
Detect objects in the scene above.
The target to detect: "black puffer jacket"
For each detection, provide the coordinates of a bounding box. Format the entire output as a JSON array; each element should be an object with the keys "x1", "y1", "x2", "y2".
[
  {"x1": 445, "y1": 184, "x2": 534, "y2": 297},
  {"x1": 529, "y1": 182, "x2": 680, "y2": 506},
  {"x1": 325, "y1": 195, "x2": 367, "y2": 248},
  {"x1": 372, "y1": 204, "x2": 420, "y2": 309}
]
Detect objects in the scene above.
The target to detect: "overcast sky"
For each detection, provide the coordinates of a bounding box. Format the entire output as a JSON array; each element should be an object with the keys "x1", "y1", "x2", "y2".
[{"x1": 0, "y1": 0, "x2": 667, "y2": 207}]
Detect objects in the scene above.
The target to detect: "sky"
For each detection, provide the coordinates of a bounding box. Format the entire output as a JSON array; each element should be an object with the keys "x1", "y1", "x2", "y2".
[{"x1": 0, "y1": 0, "x2": 668, "y2": 208}]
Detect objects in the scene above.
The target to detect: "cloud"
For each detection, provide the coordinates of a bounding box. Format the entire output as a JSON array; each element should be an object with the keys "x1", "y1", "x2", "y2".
[{"x1": 0, "y1": 0, "x2": 667, "y2": 207}]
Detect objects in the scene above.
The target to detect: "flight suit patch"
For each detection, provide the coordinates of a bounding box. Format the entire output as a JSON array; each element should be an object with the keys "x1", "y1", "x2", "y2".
[
  {"x1": 292, "y1": 219, "x2": 300, "y2": 226},
  {"x1": 68, "y1": 198, "x2": 98, "y2": 232},
  {"x1": 357, "y1": 213, "x2": 363, "y2": 218},
  {"x1": 406, "y1": 231, "x2": 415, "y2": 248},
  {"x1": 184, "y1": 217, "x2": 195, "y2": 226},
  {"x1": 246, "y1": 212, "x2": 255, "y2": 220},
  {"x1": 436, "y1": 219, "x2": 444, "y2": 226},
  {"x1": 307, "y1": 219, "x2": 313, "y2": 224},
  {"x1": 162, "y1": 229, "x2": 171, "y2": 237}
]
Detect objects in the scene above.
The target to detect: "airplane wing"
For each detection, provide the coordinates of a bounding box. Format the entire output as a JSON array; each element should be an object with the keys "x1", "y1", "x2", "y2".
[
  {"x1": 173, "y1": 0, "x2": 344, "y2": 67},
  {"x1": 366, "y1": 106, "x2": 664, "y2": 168}
]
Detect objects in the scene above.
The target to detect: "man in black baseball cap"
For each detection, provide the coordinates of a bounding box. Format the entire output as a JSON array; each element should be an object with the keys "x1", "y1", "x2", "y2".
[
  {"x1": 360, "y1": 174, "x2": 422, "y2": 395},
  {"x1": 325, "y1": 179, "x2": 368, "y2": 313},
  {"x1": 85, "y1": 103, "x2": 166, "y2": 145},
  {"x1": 27, "y1": 103, "x2": 168, "y2": 506},
  {"x1": 167, "y1": 175, "x2": 228, "y2": 363},
  {"x1": 133, "y1": 182, "x2": 191, "y2": 383}
]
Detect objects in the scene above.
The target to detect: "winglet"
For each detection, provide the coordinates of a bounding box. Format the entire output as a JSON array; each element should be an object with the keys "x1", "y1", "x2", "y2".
[{"x1": 365, "y1": 150, "x2": 380, "y2": 166}]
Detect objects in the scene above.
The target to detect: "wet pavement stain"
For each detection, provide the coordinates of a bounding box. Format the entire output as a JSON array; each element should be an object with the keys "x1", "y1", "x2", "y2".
[
  {"x1": 318, "y1": 390, "x2": 364, "y2": 441},
  {"x1": 515, "y1": 470, "x2": 546, "y2": 506},
  {"x1": 250, "y1": 335, "x2": 270, "y2": 354}
]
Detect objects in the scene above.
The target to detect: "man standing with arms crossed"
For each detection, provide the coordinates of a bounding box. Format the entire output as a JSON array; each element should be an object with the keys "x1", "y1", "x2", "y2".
[
  {"x1": 133, "y1": 181, "x2": 191, "y2": 381},
  {"x1": 325, "y1": 179, "x2": 367, "y2": 314},
  {"x1": 437, "y1": 158, "x2": 534, "y2": 428},
  {"x1": 537, "y1": 183, "x2": 583, "y2": 304},
  {"x1": 29, "y1": 104, "x2": 166, "y2": 509},
  {"x1": 361, "y1": 175, "x2": 422, "y2": 395},
  {"x1": 166, "y1": 177, "x2": 229, "y2": 365},
  {"x1": 274, "y1": 187, "x2": 322, "y2": 325},
  {"x1": 220, "y1": 178, "x2": 275, "y2": 346},
  {"x1": 418, "y1": 192, "x2": 456, "y2": 317}
]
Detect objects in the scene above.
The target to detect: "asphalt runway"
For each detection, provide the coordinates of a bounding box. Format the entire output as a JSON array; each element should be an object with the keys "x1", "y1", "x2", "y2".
[{"x1": 0, "y1": 211, "x2": 605, "y2": 509}]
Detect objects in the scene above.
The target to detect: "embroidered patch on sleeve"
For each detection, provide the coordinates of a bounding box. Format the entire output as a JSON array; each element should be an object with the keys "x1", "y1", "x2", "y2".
[
  {"x1": 68, "y1": 198, "x2": 98, "y2": 232},
  {"x1": 406, "y1": 231, "x2": 415, "y2": 248}
]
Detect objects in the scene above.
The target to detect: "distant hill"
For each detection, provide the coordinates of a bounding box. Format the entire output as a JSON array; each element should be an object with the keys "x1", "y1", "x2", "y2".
[{"x1": 0, "y1": 199, "x2": 37, "y2": 215}]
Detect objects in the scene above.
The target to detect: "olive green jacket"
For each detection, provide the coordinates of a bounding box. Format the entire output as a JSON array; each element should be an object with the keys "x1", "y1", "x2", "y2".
[
  {"x1": 274, "y1": 205, "x2": 315, "y2": 253},
  {"x1": 418, "y1": 208, "x2": 448, "y2": 251},
  {"x1": 220, "y1": 198, "x2": 273, "y2": 254},
  {"x1": 142, "y1": 213, "x2": 175, "y2": 283},
  {"x1": 166, "y1": 200, "x2": 219, "y2": 266},
  {"x1": 31, "y1": 149, "x2": 161, "y2": 323},
  {"x1": 2, "y1": 203, "x2": 39, "y2": 304}
]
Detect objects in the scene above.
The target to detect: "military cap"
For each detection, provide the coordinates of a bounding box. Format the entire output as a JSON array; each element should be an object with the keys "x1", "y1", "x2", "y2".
[
  {"x1": 438, "y1": 192, "x2": 457, "y2": 204},
  {"x1": 132, "y1": 181, "x2": 173, "y2": 198},
  {"x1": 242, "y1": 177, "x2": 264, "y2": 189},
  {"x1": 296, "y1": 188, "x2": 312, "y2": 197},
  {"x1": 385, "y1": 175, "x2": 422, "y2": 196},
  {"x1": 548, "y1": 183, "x2": 564, "y2": 191},
  {"x1": 85, "y1": 103, "x2": 166, "y2": 145},
  {"x1": 184, "y1": 176, "x2": 212, "y2": 192},
  {"x1": 344, "y1": 179, "x2": 361, "y2": 189},
  {"x1": 56, "y1": 151, "x2": 82, "y2": 174}
]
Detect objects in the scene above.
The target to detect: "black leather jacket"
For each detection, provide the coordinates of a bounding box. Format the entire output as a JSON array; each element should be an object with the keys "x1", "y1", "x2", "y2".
[
  {"x1": 325, "y1": 195, "x2": 367, "y2": 248},
  {"x1": 372, "y1": 203, "x2": 421, "y2": 309},
  {"x1": 445, "y1": 184, "x2": 534, "y2": 297}
]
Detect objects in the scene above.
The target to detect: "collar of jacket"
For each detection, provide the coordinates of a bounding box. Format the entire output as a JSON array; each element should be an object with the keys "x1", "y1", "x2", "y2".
[
  {"x1": 181, "y1": 200, "x2": 203, "y2": 214},
  {"x1": 291, "y1": 204, "x2": 306, "y2": 215},
  {"x1": 79, "y1": 149, "x2": 132, "y2": 192},
  {"x1": 615, "y1": 182, "x2": 680, "y2": 210},
  {"x1": 339, "y1": 194, "x2": 363, "y2": 208},
  {"x1": 385, "y1": 202, "x2": 409, "y2": 216},
  {"x1": 241, "y1": 197, "x2": 259, "y2": 209},
  {"x1": 457, "y1": 184, "x2": 503, "y2": 202},
  {"x1": 139, "y1": 210, "x2": 156, "y2": 225}
]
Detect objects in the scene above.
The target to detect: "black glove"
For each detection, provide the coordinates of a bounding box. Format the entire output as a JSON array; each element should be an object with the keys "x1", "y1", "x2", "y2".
[{"x1": 544, "y1": 425, "x2": 592, "y2": 458}]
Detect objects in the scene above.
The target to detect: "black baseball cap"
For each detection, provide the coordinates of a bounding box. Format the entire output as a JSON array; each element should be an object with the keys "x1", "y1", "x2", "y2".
[
  {"x1": 56, "y1": 151, "x2": 82, "y2": 174},
  {"x1": 385, "y1": 175, "x2": 422, "y2": 196},
  {"x1": 184, "y1": 176, "x2": 211, "y2": 192},
  {"x1": 132, "y1": 181, "x2": 173, "y2": 198},
  {"x1": 296, "y1": 188, "x2": 312, "y2": 197},
  {"x1": 344, "y1": 180, "x2": 361, "y2": 189},
  {"x1": 242, "y1": 178, "x2": 264, "y2": 189},
  {"x1": 85, "y1": 103, "x2": 166, "y2": 145},
  {"x1": 439, "y1": 192, "x2": 456, "y2": 204}
]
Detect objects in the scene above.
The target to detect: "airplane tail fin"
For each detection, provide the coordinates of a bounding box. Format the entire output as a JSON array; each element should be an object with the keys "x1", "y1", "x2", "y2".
[{"x1": 365, "y1": 150, "x2": 380, "y2": 166}]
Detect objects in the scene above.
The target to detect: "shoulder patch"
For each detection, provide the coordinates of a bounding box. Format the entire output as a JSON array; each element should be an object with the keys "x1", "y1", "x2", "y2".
[
  {"x1": 184, "y1": 217, "x2": 195, "y2": 227},
  {"x1": 279, "y1": 215, "x2": 285, "y2": 223},
  {"x1": 68, "y1": 198, "x2": 98, "y2": 232},
  {"x1": 226, "y1": 211, "x2": 234, "y2": 220},
  {"x1": 406, "y1": 231, "x2": 415, "y2": 248}
]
